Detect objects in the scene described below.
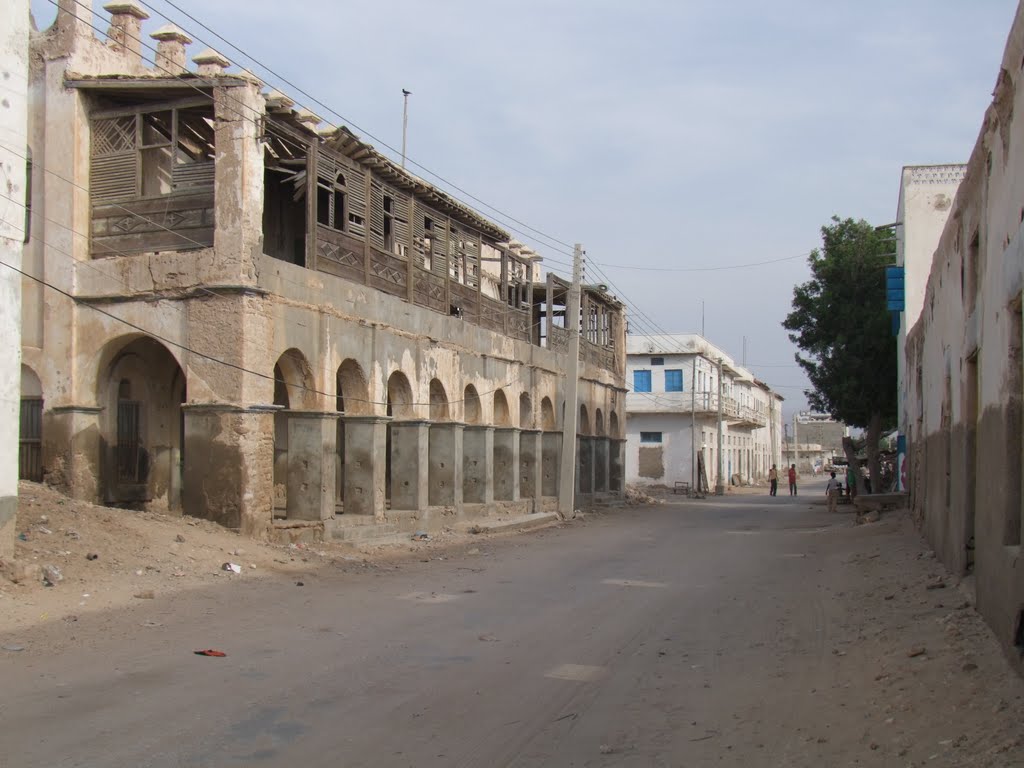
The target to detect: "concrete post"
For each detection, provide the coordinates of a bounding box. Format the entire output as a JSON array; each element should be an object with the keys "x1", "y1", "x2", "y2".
[
  {"x1": 519, "y1": 429, "x2": 543, "y2": 509},
  {"x1": 342, "y1": 415, "x2": 388, "y2": 519},
  {"x1": 461, "y1": 425, "x2": 492, "y2": 505},
  {"x1": 285, "y1": 411, "x2": 337, "y2": 521},
  {"x1": 542, "y1": 431, "x2": 560, "y2": 497},
  {"x1": 389, "y1": 420, "x2": 429, "y2": 511},
  {"x1": 46, "y1": 406, "x2": 103, "y2": 502},
  {"x1": 609, "y1": 438, "x2": 625, "y2": 493},
  {"x1": 493, "y1": 427, "x2": 520, "y2": 501},
  {"x1": 0, "y1": 0, "x2": 28, "y2": 558},
  {"x1": 182, "y1": 405, "x2": 275, "y2": 537},
  {"x1": 594, "y1": 437, "x2": 610, "y2": 493},
  {"x1": 429, "y1": 422, "x2": 464, "y2": 508}
]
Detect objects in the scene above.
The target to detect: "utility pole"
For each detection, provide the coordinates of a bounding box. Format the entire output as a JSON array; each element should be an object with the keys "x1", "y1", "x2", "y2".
[
  {"x1": 690, "y1": 356, "x2": 697, "y2": 490},
  {"x1": 793, "y1": 412, "x2": 799, "y2": 474},
  {"x1": 401, "y1": 89, "x2": 411, "y2": 169},
  {"x1": 715, "y1": 357, "x2": 725, "y2": 495},
  {"x1": 558, "y1": 243, "x2": 583, "y2": 518}
]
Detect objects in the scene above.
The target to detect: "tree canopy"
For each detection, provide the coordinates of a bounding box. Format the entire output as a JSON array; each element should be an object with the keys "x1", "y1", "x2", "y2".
[{"x1": 783, "y1": 217, "x2": 897, "y2": 486}]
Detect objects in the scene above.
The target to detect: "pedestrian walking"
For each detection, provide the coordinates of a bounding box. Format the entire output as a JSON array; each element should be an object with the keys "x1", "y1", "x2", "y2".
[
  {"x1": 825, "y1": 471, "x2": 841, "y2": 513},
  {"x1": 768, "y1": 465, "x2": 778, "y2": 497},
  {"x1": 788, "y1": 464, "x2": 798, "y2": 496}
]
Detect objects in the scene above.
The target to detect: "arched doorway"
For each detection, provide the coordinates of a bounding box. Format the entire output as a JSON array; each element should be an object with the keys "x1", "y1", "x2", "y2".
[
  {"x1": 519, "y1": 393, "x2": 533, "y2": 429},
  {"x1": 19, "y1": 365, "x2": 43, "y2": 481},
  {"x1": 272, "y1": 348, "x2": 316, "y2": 517},
  {"x1": 493, "y1": 389, "x2": 511, "y2": 427},
  {"x1": 464, "y1": 384, "x2": 482, "y2": 425},
  {"x1": 99, "y1": 336, "x2": 186, "y2": 509},
  {"x1": 578, "y1": 404, "x2": 591, "y2": 435},
  {"x1": 541, "y1": 397, "x2": 556, "y2": 431},
  {"x1": 609, "y1": 411, "x2": 619, "y2": 438},
  {"x1": 336, "y1": 359, "x2": 370, "y2": 511},
  {"x1": 595, "y1": 408, "x2": 605, "y2": 436},
  {"x1": 429, "y1": 379, "x2": 449, "y2": 421},
  {"x1": 386, "y1": 370, "x2": 414, "y2": 504}
]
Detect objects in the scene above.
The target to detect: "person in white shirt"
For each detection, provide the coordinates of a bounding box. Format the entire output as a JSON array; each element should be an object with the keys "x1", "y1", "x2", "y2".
[{"x1": 825, "y1": 471, "x2": 841, "y2": 513}]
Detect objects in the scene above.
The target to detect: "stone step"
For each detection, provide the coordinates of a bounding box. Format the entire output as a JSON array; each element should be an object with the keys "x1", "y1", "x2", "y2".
[{"x1": 457, "y1": 512, "x2": 560, "y2": 535}]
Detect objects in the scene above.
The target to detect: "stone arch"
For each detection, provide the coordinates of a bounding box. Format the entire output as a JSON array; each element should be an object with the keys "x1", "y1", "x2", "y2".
[
  {"x1": 336, "y1": 359, "x2": 370, "y2": 415},
  {"x1": 595, "y1": 408, "x2": 605, "y2": 436},
  {"x1": 578, "y1": 403, "x2": 591, "y2": 435},
  {"x1": 386, "y1": 371, "x2": 415, "y2": 420},
  {"x1": 274, "y1": 348, "x2": 317, "y2": 410},
  {"x1": 98, "y1": 335, "x2": 186, "y2": 509},
  {"x1": 18, "y1": 365, "x2": 43, "y2": 482},
  {"x1": 493, "y1": 389, "x2": 511, "y2": 427},
  {"x1": 429, "y1": 378, "x2": 450, "y2": 421},
  {"x1": 609, "y1": 411, "x2": 619, "y2": 438},
  {"x1": 464, "y1": 384, "x2": 482, "y2": 425},
  {"x1": 519, "y1": 392, "x2": 533, "y2": 429},
  {"x1": 541, "y1": 397, "x2": 556, "y2": 431}
]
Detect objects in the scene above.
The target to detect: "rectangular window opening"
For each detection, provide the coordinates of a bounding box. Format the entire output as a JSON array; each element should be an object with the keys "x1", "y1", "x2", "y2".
[
  {"x1": 634, "y1": 370, "x2": 652, "y2": 393},
  {"x1": 651, "y1": 356, "x2": 665, "y2": 366},
  {"x1": 640, "y1": 432, "x2": 662, "y2": 444},
  {"x1": 665, "y1": 369, "x2": 683, "y2": 392}
]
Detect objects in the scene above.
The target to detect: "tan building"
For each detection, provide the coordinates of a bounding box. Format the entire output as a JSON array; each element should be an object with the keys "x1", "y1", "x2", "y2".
[
  {"x1": 903, "y1": 2, "x2": 1024, "y2": 671},
  {"x1": 18, "y1": 3, "x2": 626, "y2": 542}
]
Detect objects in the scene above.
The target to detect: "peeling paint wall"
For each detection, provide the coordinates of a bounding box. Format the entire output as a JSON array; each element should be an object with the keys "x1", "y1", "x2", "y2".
[
  {"x1": 904, "y1": 2, "x2": 1024, "y2": 673},
  {"x1": 19, "y1": 3, "x2": 626, "y2": 538}
]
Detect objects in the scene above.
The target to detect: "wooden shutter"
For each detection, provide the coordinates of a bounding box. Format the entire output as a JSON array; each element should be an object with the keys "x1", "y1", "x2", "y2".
[
  {"x1": 91, "y1": 116, "x2": 138, "y2": 203},
  {"x1": 392, "y1": 192, "x2": 410, "y2": 255},
  {"x1": 368, "y1": 178, "x2": 385, "y2": 250},
  {"x1": 346, "y1": 162, "x2": 367, "y2": 239}
]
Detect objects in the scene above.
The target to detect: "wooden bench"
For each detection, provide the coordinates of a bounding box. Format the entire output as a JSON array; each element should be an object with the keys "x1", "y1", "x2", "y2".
[{"x1": 673, "y1": 481, "x2": 691, "y2": 496}]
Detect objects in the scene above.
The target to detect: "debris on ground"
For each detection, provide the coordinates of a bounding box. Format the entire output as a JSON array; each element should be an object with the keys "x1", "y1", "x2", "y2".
[
  {"x1": 221, "y1": 563, "x2": 242, "y2": 574},
  {"x1": 624, "y1": 485, "x2": 663, "y2": 506},
  {"x1": 412, "y1": 532, "x2": 430, "y2": 541},
  {"x1": 193, "y1": 649, "x2": 227, "y2": 657}
]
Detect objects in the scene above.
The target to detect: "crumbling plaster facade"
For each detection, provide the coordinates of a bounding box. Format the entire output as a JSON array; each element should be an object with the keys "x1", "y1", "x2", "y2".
[
  {"x1": 904, "y1": 2, "x2": 1024, "y2": 671},
  {"x1": 19, "y1": 2, "x2": 626, "y2": 540}
]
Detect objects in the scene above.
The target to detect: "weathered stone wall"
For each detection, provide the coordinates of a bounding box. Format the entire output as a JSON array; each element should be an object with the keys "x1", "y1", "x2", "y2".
[{"x1": 905, "y1": 2, "x2": 1024, "y2": 672}]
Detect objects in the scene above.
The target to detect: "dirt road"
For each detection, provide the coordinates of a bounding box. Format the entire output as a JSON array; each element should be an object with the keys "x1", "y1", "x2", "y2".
[{"x1": 2, "y1": 486, "x2": 1022, "y2": 767}]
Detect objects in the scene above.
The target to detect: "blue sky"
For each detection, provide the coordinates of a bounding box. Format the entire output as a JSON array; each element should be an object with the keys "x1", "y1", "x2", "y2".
[{"x1": 32, "y1": 0, "x2": 1019, "y2": 418}]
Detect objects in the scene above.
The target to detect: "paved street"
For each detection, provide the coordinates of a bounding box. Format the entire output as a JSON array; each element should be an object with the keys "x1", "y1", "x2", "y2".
[{"x1": 3, "y1": 483, "x2": 1023, "y2": 768}]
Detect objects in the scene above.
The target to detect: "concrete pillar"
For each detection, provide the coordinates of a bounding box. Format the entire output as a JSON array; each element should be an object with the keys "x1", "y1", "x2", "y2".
[
  {"x1": 182, "y1": 405, "x2": 275, "y2": 537},
  {"x1": 285, "y1": 411, "x2": 337, "y2": 521},
  {"x1": 150, "y1": 25, "x2": 192, "y2": 75},
  {"x1": 462, "y1": 425, "x2": 493, "y2": 504},
  {"x1": 342, "y1": 416, "x2": 388, "y2": 519},
  {"x1": 213, "y1": 81, "x2": 265, "y2": 285},
  {"x1": 0, "y1": 0, "x2": 28, "y2": 558},
  {"x1": 578, "y1": 436, "x2": 595, "y2": 495},
  {"x1": 594, "y1": 437, "x2": 610, "y2": 493},
  {"x1": 541, "y1": 432, "x2": 560, "y2": 497},
  {"x1": 609, "y1": 438, "x2": 625, "y2": 493},
  {"x1": 429, "y1": 422, "x2": 464, "y2": 507},
  {"x1": 103, "y1": 2, "x2": 149, "y2": 66},
  {"x1": 192, "y1": 48, "x2": 231, "y2": 76},
  {"x1": 390, "y1": 420, "x2": 430, "y2": 511},
  {"x1": 45, "y1": 406, "x2": 102, "y2": 502},
  {"x1": 520, "y1": 430, "x2": 543, "y2": 508},
  {"x1": 494, "y1": 427, "x2": 520, "y2": 501}
]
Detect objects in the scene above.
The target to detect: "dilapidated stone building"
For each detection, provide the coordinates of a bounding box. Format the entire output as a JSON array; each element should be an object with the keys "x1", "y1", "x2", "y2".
[
  {"x1": 904, "y1": 2, "x2": 1024, "y2": 671},
  {"x1": 18, "y1": 2, "x2": 626, "y2": 541}
]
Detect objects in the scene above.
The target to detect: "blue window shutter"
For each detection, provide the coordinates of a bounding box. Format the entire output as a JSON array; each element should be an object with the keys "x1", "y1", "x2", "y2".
[
  {"x1": 634, "y1": 370, "x2": 652, "y2": 393},
  {"x1": 665, "y1": 369, "x2": 683, "y2": 392}
]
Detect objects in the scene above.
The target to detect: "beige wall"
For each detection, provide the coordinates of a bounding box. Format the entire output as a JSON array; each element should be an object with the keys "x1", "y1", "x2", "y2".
[{"x1": 904, "y1": 1, "x2": 1024, "y2": 673}]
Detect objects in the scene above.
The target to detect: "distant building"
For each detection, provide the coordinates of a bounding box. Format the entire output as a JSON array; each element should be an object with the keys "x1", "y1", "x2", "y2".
[
  {"x1": 624, "y1": 334, "x2": 783, "y2": 490},
  {"x1": 792, "y1": 412, "x2": 848, "y2": 455}
]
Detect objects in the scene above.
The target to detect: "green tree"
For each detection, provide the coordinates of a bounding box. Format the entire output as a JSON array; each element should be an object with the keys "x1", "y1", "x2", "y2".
[{"x1": 783, "y1": 216, "x2": 897, "y2": 492}]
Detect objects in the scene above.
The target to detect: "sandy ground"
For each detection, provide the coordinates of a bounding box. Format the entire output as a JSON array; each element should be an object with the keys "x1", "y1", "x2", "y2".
[
  {"x1": 0, "y1": 481, "x2": 483, "y2": 637},
  {"x1": 1, "y1": 483, "x2": 1022, "y2": 767}
]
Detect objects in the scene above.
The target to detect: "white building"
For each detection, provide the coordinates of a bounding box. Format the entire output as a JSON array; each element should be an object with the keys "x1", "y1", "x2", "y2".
[
  {"x1": 0, "y1": 0, "x2": 29, "y2": 557},
  {"x1": 624, "y1": 334, "x2": 783, "y2": 491},
  {"x1": 894, "y1": 165, "x2": 966, "y2": 491}
]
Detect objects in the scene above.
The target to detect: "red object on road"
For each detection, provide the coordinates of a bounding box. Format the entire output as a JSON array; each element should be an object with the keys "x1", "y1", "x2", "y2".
[{"x1": 193, "y1": 649, "x2": 227, "y2": 657}]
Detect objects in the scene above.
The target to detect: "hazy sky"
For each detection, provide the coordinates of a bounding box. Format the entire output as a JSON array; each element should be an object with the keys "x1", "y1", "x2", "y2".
[{"x1": 32, "y1": 0, "x2": 1019, "y2": 418}]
